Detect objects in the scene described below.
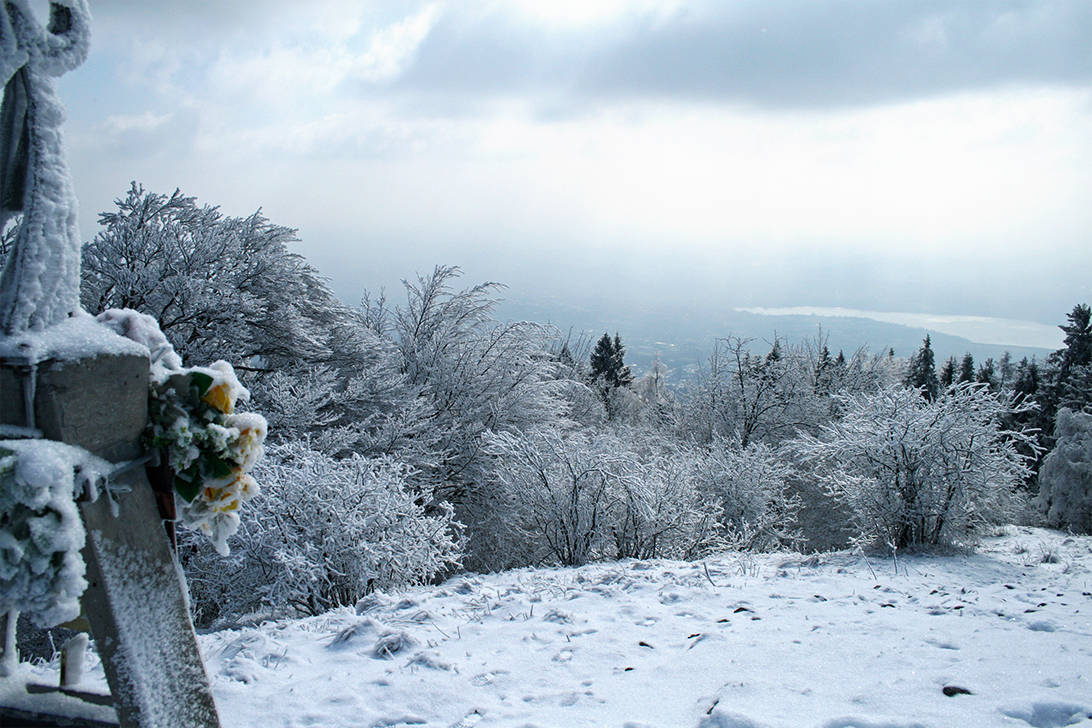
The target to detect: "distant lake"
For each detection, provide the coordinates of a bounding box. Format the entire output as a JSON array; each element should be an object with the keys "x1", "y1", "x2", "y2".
[{"x1": 737, "y1": 307, "x2": 1063, "y2": 351}]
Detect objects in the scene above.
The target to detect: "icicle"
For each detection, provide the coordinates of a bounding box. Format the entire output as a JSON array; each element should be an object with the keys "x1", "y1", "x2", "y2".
[
  {"x1": 0, "y1": 609, "x2": 18, "y2": 676},
  {"x1": 16, "y1": 360, "x2": 37, "y2": 429},
  {"x1": 60, "y1": 632, "x2": 88, "y2": 688}
]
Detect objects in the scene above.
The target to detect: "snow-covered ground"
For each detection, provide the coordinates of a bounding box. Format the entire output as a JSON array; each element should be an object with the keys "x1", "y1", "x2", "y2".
[{"x1": 17, "y1": 526, "x2": 1092, "y2": 728}]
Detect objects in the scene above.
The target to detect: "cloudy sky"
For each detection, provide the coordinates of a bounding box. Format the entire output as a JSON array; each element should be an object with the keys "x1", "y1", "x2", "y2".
[{"x1": 53, "y1": 0, "x2": 1092, "y2": 326}]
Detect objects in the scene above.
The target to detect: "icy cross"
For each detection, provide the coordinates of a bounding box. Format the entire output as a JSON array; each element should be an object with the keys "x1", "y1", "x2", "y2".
[{"x1": 0, "y1": 1, "x2": 90, "y2": 334}]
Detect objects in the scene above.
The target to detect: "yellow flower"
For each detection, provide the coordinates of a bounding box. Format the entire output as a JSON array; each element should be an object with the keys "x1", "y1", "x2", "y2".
[
  {"x1": 215, "y1": 498, "x2": 240, "y2": 513},
  {"x1": 203, "y1": 382, "x2": 236, "y2": 414},
  {"x1": 237, "y1": 473, "x2": 257, "y2": 497}
]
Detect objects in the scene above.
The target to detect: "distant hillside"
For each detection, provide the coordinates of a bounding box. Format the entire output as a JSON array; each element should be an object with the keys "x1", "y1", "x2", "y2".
[{"x1": 495, "y1": 295, "x2": 1054, "y2": 380}]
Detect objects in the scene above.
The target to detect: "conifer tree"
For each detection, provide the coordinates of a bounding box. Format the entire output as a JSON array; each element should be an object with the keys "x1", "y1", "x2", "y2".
[
  {"x1": 998, "y1": 352, "x2": 1014, "y2": 390},
  {"x1": 904, "y1": 335, "x2": 939, "y2": 400},
  {"x1": 1054, "y1": 304, "x2": 1092, "y2": 378},
  {"x1": 977, "y1": 358, "x2": 997, "y2": 390},
  {"x1": 590, "y1": 332, "x2": 632, "y2": 389},
  {"x1": 612, "y1": 334, "x2": 634, "y2": 388},
  {"x1": 1014, "y1": 357, "x2": 1040, "y2": 398},
  {"x1": 958, "y1": 353, "x2": 975, "y2": 384},
  {"x1": 939, "y1": 356, "x2": 956, "y2": 388}
]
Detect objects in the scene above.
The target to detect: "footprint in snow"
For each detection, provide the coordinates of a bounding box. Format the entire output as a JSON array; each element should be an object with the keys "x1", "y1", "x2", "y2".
[
  {"x1": 469, "y1": 670, "x2": 507, "y2": 687},
  {"x1": 541, "y1": 609, "x2": 572, "y2": 624},
  {"x1": 372, "y1": 631, "x2": 416, "y2": 659},
  {"x1": 999, "y1": 701, "x2": 1092, "y2": 728}
]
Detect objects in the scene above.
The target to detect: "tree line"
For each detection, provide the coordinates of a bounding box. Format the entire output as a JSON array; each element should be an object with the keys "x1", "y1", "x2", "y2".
[{"x1": 8, "y1": 183, "x2": 1084, "y2": 625}]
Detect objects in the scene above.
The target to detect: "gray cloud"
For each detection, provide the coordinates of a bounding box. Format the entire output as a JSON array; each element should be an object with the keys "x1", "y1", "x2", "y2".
[{"x1": 391, "y1": 0, "x2": 1092, "y2": 109}]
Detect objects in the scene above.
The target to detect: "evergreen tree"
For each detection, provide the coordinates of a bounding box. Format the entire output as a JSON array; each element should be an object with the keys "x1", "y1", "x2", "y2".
[
  {"x1": 590, "y1": 332, "x2": 632, "y2": 389},
  {"x1": 1013, "y1": 357, "x2": 1040, "y2": 398},
  {"x1": 939, "y1": 356, "x2": 956, "y2": 388},
  {"x1": 904, "y1": 335, "x2": 939, "y2": 400},
  {"x1": 1039, "y1": 304, "x2": 1092, "y2": 451},
  {"x1": 766, "y1": 338, "x2": 782, "y2": 364},
  {"x1": 1055, "y1": 303, "x2": 1092, "y2": 377},
  {"x1": 590, "y1": 333, "x2": 614, "y2": 383},
  {"x1": 976, "y1": 358, "x2": 997, "y2": 390},
  {"x1": 590, "y1": 332, "x2": 633, "y2": 420},
  {"x1": 958, "y1": 353, "x2": 975, "y2": 384},
  {"x1": 612, "y1": 334, "x2": 634, "y2": 388},
  {"x1": 814, "y1": 345, "x2": 833, "y2": 394},
  {"x1": 998, "y1": 352, "x2": 1014, "y2": 390}
]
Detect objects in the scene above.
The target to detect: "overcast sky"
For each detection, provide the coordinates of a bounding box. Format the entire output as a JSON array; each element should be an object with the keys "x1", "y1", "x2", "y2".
[{"x1": 53, "y1": 0, "x2": 1092, "y2": 325}]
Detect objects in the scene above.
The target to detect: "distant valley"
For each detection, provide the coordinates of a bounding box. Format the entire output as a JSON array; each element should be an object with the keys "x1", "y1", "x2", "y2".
[{"x1": 496, "y1": 296, "x2": 1056, "y2": 380}]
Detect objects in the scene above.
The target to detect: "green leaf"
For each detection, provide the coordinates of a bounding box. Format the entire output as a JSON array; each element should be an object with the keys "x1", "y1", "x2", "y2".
[
  {"x1": 174, "y1": 477, "x2": 200, "y2": 503},
  {"x1": 207, "y1": 455, "x2": 234, "y2": 479},
  {"x1": 190, "y1": 371, "x2": 214, "y2": 396}
]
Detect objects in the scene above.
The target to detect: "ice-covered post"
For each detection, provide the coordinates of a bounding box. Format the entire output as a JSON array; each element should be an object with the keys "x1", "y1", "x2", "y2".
[
  {"x1": 0, "y1": 3, "x2": 221, "y2": 726},
  {"x1": 0, "y1": 0, "x2": 88, "y2": 334}
]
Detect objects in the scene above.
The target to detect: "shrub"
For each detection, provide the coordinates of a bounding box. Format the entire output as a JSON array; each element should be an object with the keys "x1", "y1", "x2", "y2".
[
  {"x1": 791, "y1": 383, "x2": 1036, "y2": 548},
  {"x1": 181, "y1": 441, "x2": 462, "y2": 624}
]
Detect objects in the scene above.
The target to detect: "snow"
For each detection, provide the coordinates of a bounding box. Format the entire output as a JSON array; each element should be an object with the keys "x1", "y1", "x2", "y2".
[
  {"x1": 20, "y1": 526, "x2": 1092, "y2": 727},
  {"x1": 95, "y1": 307, "x2": 182, "y2": 378},
  {"x1": 0, "y1": 438, "x2": 112, "y2": 627},
  {"x1": 0, "y1": 0, "x2": 92, "y2": 335},
  {"x1": 0, "y1": 310, "x2": 146, "y2": 364}
]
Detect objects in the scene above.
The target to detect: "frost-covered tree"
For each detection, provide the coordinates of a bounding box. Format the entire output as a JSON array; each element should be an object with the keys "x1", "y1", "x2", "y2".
[
  {"x1": 690, "y1": 438, "x2": 801, "y2": 551},
  {"x1": 481, "y1": 427, "x2": 719, "y2": 567},
  {"x1": 81, "y1": 183, "x2": 364, "y2": 373},
  {"x1": 679, "y1": 336, "x2": 807, "y2": 447},
  {"x1": 482, "y1": 427, "x2": 623, "y2": 567},
  {"x1": 181, "y1": 441, "x2": 462, "y2": 624},
  {"x1": 791, "y1": 383, "x2": 1036, "y2": 548},
  {"x1": 634, "y1": 355, "x2": 675, "y2": 428},
  {"x1": 1036, "y1": 408, "x2": 1092, "y2": 534},
  {"x1": 679, "y1": 336, "x2": 853, "y2": 448},
  {"x1": 381, "y1": 266, "x2": 565, "y2": 501}
]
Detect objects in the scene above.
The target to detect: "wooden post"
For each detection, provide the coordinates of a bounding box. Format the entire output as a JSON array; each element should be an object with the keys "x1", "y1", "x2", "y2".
[{"x1": 1, "y1": 342, "x2": 221, "y2": 727}]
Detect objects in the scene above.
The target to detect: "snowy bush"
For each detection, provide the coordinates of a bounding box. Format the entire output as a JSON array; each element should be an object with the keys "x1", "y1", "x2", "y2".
[
  {"x1": 480, "y1": 428, "x2": 619, "y2": 567},
  {"x1": 606, "y1": 434, "x2": 721, "y2": 560},
  {"x1": 181, "y1": 441, "x2": 462, "y2": 624},
  {"x1": 691, "y1": 438, "x2": 802, "y2": 551},
  {"x1": 791, "y1": 383, "x2": 1037, "y2": 548},
  {"x1": 1037, "y1": 408, "x2": 1092, "y2": 533},
  {"x1": 481, "y1": 428, "x2": 719, "y2": 568}
]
